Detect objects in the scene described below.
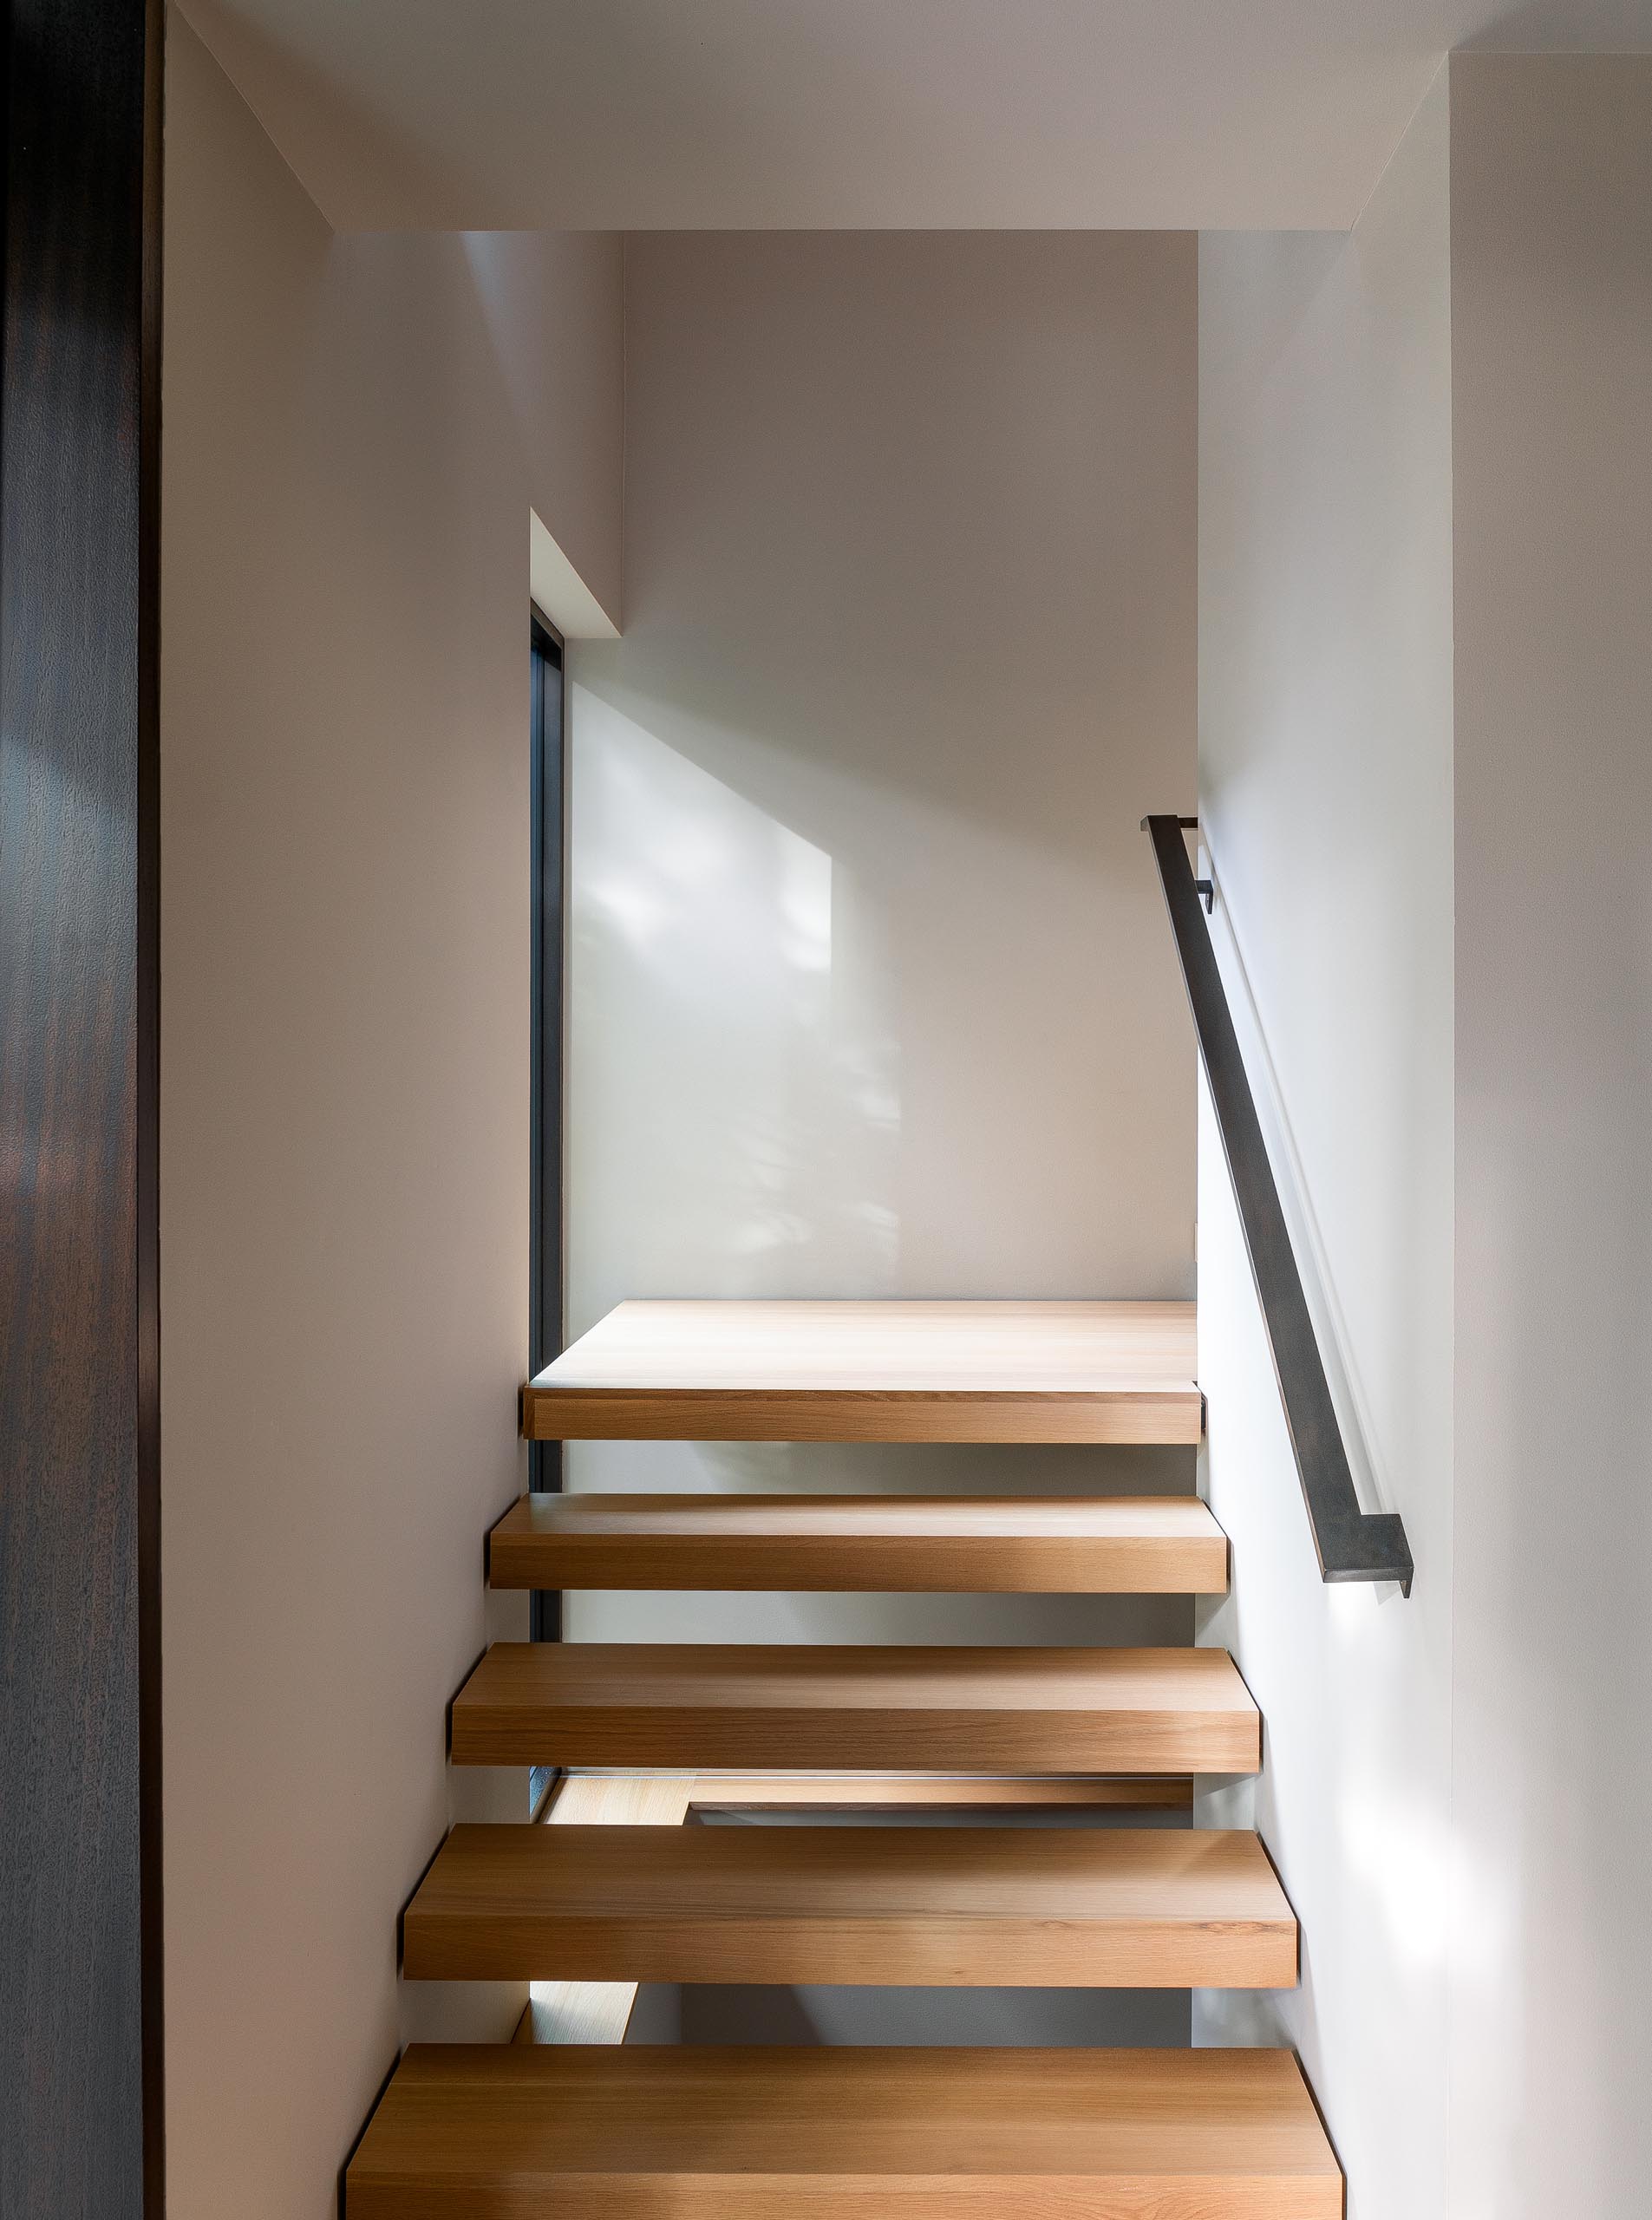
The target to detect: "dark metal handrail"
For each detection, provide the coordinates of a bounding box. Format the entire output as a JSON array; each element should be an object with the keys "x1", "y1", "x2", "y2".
[{"x1": 1144, "y1": 815, "x2": 1414, "y2": 1594}]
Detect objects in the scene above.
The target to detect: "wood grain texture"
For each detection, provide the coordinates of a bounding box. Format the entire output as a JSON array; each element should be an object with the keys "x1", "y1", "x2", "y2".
[
  {"x1": 489, "y1": 1492, "x2": 1228, "y2": 1593},
  {"x1": 521, "y1": 1299, "x2": 1202, "y2": 1443},
  {"x1": 0, "y1": 2, "x2": 163, "y2": 2211},
  {"x1": 686, "y1": 1771, "x2": 1193, "y2": 1810},
  {"x1": 542, "y1": 1769, "x2": 695, "y2": 1827},
  {"x1": 406, "y1": 1824, "x2": 1297, "y2": 1988},
  {"x1": 513, "y1": 1770, "x2": 693, "y2": 2046},
  {"x1": 346, "y1": 2045, "x2": 1342, "y2": 2218},
  {"x1": 450, "y1": 1643, "x2": 1261, "y2": 1774}
]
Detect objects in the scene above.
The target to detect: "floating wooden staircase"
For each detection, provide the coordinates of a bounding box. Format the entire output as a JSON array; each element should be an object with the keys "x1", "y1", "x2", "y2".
[{"x1": 349, "y1": 1300, "x2": 1342, "y2": 2218}]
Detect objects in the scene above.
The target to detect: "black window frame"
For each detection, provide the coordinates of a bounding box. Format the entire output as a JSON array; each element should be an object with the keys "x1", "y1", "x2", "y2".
[{"x1": 528, "y1": 608, "x2": 567, "y2": 1643}]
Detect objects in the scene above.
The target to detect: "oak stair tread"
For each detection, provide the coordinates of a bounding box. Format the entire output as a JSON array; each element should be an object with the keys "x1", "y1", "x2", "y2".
[
  {"x1": 403, "y1": 1821, "x2": 1297, "y2": 1988},
  {"x1": 489, "y1": 1490, "x2": 1229, "y2": 1592},
  {"x1": 687, "y1": 1769, "x2": 1193, "y2": 1809},
  {"x1": 450, "y1": 1642, "x2": 1261, "y2": 1773},
  {"x1": 346, "y1": 2044, "x2": 1342, "y2": 2218},
  {"x1": 520, "y1": 1298, "x2": 1202, "y2": 1444}
]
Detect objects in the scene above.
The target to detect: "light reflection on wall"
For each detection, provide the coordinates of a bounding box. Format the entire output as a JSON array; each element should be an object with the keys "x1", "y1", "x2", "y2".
[
  {"x1": 562, "y1": 679, "x2": 1195, "y2": 1652},
  {"x1": 570, "y1": 682, "x2": 900, "y2": 1311}
]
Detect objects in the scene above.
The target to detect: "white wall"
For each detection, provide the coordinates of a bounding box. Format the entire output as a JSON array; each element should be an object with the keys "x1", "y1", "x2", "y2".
[
  {"x1": 567, "y1": 227, "x2": 1199, "y2": 1652},
  {"x1": 564, "y1": 225, "x2": 1199, "y2": 2054},
  {"x1": 1447, "y1": 55, "x2": 1652, "y2": 2220},
  {"x1": 160, "y1": 17, "x2": 621, "y2": 2215},
  {"x1": 1198, "y1": 53, "x2": 1652, "y2": 2220},
  {"x1": 462, "y1": 231, "x2": 624, "y2": 628},
  {"x1": 1194, "y1": 71, "x2": 1455, "y2": 2220}
]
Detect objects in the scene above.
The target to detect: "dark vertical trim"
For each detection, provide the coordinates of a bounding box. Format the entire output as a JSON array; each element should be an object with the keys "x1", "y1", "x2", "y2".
[
  {"x1": 0, "y1": 0, "x2": 164, "y2": 2210},
  {"x1": 528, "y1": 608, "x2": 565, "y2": 1649}
]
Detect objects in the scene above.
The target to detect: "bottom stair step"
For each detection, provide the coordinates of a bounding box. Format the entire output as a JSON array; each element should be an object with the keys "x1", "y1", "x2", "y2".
[{"x1": 348, "y1": 2044, "x2": 1343, "y2": 2218}]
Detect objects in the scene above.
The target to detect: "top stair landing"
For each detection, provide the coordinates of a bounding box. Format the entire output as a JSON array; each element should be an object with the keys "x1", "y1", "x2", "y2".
[{"x1": 521, "y1": 1299, "x2": 1201, "y2": 1445}]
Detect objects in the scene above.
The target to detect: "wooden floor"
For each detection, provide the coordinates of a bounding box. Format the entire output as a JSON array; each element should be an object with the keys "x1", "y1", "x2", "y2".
[
  {"x1": 450, "y1": 1642, "x2": 1262, "y2": 1774},
  {"x1": 346, "y1": 2046, "x2": 1344, "y2": 2219},
  {"x1": 405, "y1": 1821, "x2": 1297, "y2": 1988},
  {"x1": 488, "y1": 1491, "x2": 1229, "y2": 1592},
  {"x1": 521, "y1": 1299, "x2": 1203, "y2": 1443}
]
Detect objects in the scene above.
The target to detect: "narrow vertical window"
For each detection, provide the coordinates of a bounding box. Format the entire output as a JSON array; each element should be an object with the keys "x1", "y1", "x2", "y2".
[{"x1": 529, "y1": 610, "x2": 566, "y2": 1646}]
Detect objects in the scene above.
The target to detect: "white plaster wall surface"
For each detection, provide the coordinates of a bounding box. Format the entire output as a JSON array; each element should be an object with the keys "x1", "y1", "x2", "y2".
[
  {"x1": 177, "y1": 0, "x2": 1652, "y2": 232},
  {"x1": 463, "y1": 231, "x2": 624, "y2": 627},
  {"x1": 566, "y1": 229, "x2": 1199, "y2": 1656},
  {"x1": 1193, "y1": 71, "x2": 1455, "y2": 2220},
  {"x1": 1447, "y1": 54, "x2": 1652, "y2": 2220},
  {"x1": 161, "y1": 17, "x2": 622, "y2": 2212}
]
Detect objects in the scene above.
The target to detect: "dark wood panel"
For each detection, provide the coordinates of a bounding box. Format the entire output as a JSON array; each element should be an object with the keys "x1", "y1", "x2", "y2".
[{"x1": 0, "y1": 1, "x2": 162, "y2": 2210}]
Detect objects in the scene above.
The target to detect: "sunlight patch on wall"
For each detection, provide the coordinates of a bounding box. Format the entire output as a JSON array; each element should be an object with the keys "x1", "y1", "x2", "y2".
[
  {"x1": 568, "y1": 683, "x2": 900, "y2": 1319},
  {"x1": 530, "y1": 509, "x2": 620, "y2": 641}
]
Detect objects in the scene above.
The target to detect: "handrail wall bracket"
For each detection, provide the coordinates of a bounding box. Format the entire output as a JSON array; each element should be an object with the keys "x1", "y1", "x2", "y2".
[{"x1": 1143, "y1": 814, "x2": 1414, "y2": 1596}]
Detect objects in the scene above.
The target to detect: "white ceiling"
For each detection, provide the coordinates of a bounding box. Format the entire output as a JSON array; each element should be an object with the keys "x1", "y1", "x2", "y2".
[{"x1": 181, "y1": 0, "x2": 1652, "y2": 231}]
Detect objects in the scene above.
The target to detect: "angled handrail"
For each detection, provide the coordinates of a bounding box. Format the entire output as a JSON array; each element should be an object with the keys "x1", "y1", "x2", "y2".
[{"x1": 1144, "y1": 815, "x2": 1414, "y2": 1594}]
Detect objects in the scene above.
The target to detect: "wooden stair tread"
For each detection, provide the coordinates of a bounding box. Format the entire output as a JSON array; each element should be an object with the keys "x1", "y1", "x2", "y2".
[
  {"x1": 686, "y1": 1769, "x2": 1193, "y2": 1809},
  {"x1": 405, "y1": 1823, "x2": 1297, "y2": 1987},
  {"x1": 346, "y1": 2045, "x2": 1342, "y2": 2218},
  {"x1": 521, "y1": 1299, "x2": 1202, "y2": 1444},
  {"x1": 489, "y1": 1491, "x2": 1229, "y2": 1592},
  {"x1": 450, "y1": 1642, "x2": 1260, "y2": 1773}
]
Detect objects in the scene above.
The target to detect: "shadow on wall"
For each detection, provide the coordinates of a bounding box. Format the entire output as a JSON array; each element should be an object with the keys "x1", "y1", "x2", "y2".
[{"x1": 676, "y1": 1980, "x2": 1189, "y2": 2048}]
